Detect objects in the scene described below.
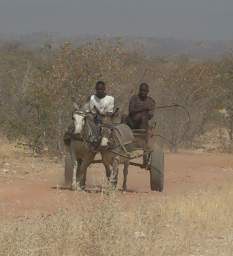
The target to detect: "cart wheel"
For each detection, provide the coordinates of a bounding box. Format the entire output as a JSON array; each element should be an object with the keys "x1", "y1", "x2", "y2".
[
  {"x1": 149, "y1": 143, "x2": 164, "y2": 192},
  {"x1": 64, "y1": 153, "x2": 73, "y2": 186}
]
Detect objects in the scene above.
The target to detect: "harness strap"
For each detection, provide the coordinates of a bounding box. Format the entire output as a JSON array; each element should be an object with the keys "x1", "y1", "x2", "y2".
[
  {"x1": 71, "y1": 134, "x2": 83, "y2": 142},
  {"x1": 112, "y1": 127, "x2": 130, "y2": 157}
]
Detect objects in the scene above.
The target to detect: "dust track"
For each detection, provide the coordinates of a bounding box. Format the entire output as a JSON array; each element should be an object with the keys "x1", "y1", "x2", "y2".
[{"x1": 1, "y1": 149, "x2": 233, "y2": 217}]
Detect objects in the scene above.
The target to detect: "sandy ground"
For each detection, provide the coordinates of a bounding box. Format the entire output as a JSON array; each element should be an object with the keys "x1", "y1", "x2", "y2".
[{"x1": 1, "y1": 143, "x2": 233, "y2": 218}]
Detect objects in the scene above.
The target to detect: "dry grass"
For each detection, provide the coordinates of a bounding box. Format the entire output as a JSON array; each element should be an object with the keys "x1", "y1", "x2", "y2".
[
  {"x1": 0, "y1": 137, "x2": 63, "y2": 183},
  {"x1": 0, "y1": 186, "x2": 233, "y2": 256}
]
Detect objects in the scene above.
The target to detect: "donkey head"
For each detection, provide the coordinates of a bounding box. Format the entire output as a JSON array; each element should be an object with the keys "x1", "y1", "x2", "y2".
[{"x1": 72, "y1": 110, "x2": 86, "y2": 135}]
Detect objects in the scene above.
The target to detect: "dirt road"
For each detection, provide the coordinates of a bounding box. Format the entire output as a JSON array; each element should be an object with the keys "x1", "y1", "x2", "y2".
[{"x1": 1, "y1": 142, "x2": 233, "y2": 218}]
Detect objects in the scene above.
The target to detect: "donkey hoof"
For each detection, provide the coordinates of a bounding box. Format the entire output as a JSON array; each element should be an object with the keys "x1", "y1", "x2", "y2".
[
  {"x1": 76, "y1": 186, "x2": 85, "y2": 192},
  {"x1": 71, "y1": 183, "x2": 77, "y2": 191},
  {"x1": 122, "y1": 186, "x2": 127, "y2": 192},
  {"x1": 110, "y1": 183, "x2": 117, "y2": 190},
  {"x1": 72, "y1": 183, "x2": 85, "y2": 192}
]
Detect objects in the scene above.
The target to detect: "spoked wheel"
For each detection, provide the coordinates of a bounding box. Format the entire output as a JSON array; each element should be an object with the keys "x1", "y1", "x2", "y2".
[{"x1": 149, "y1": 143, "x2": 164, "y2": 192}]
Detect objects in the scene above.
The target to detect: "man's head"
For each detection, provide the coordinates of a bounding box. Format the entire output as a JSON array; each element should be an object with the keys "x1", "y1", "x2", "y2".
[
  {"x1": 95, "y1": 81, "x2": 106, "y2": 99},
  {"x1": 139, "y1": 83, "x2": 149, "y2": 100}
]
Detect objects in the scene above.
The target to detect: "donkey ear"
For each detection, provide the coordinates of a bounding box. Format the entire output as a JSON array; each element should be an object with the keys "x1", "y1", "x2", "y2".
[{"x1": 73, "y1": 102, "x2": 79, "y2": 111}]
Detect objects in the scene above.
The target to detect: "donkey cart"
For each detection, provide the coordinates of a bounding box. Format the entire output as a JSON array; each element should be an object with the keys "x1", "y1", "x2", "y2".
[{"x1": 64, "y1": 124, "x2": 164, "y2": 192}]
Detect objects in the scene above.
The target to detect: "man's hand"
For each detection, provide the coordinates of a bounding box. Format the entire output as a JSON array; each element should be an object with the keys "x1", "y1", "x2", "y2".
[
  {"x1": 105, "y1": 108, "x2": 119, "y2": 117},
  {"x1": 94, "y1": 106, "x2": 103, "y2": 116}
]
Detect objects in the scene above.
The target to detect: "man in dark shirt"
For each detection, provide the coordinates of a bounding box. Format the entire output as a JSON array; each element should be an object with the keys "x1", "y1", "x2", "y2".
[{"x1": 127, "y1": 83, "x2": 155, "y2": 129}]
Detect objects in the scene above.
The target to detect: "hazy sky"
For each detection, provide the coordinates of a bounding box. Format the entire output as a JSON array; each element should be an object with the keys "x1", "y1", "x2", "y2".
[{"x1": 0, "y1": 0, "x2": 233, "y2": 40}]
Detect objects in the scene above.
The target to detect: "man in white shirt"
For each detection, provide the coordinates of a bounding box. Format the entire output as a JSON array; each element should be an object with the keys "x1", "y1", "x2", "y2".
[
  {"x1": 90, "y1": 81, "x2": 115, "y2": 123},
  {"x1": 63, "y1": 81, "x2": 114, "y2": 146}
]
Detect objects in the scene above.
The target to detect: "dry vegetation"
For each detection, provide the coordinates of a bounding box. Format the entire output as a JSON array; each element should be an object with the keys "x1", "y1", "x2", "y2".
[
  {"x1": 1, "y1": 39, "x2": 233, "y2": 153},
  {"x1": 0, "y1": 186, "x2": 233, "y2": 256}
]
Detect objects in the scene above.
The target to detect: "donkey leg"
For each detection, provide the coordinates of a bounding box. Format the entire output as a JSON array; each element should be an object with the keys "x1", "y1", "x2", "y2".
[
  {"x1": 122, "y1": 160, "x2": 129, "y2": 191},
  {"x1": 80, "y1": 163, "x2": 86, "y2": 188},
  {"x1": 103, "y1": 162, "x2": 111, "y2": 181},
  {"x1": 71, "y1": 160, "x2": 78, "y2": 191},
  {"x1": 77, "y1": 156, "x2": 94, "y2": 191},
  {"x1": 76, "y1": 160, "x2": 85, "y2": 190},
  {"x1": 110, "y1": 157, "x2": 119, "y2": 189},
  {"x1": 69, "y1": 144, "x2": 78, "y2": 191},
  {"x1": 76, "y1": 161, "x2": 86, "y2": 191},
  {"x1": 79, "y1": 161, "x2": 89, "y2": 189}
]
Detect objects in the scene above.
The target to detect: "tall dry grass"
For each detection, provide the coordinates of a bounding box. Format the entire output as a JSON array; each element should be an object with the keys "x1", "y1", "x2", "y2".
[{"x1": 1, "y1": 187, "x2": 233, "y2": 256}]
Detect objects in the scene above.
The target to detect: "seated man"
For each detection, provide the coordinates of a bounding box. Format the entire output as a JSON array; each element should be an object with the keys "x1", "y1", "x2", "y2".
[
  {"x1": 64, "y1": 81, "x2": 114, "y2": 146},
  {"x1": 89, "y1": 81, "x2": 115, "y2": 124},
  {"x1": 127, "y1": 83, "x2": 155, "y2": 129}
]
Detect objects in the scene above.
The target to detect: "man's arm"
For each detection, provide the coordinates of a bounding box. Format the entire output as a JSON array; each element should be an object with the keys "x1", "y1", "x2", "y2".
[
  {"x1": 129, "y1": 100, "x2": 151, "y2": 115},
  {"x1": 148, "y1": 98, "x2": 156, "y2": 119},
  {"x1": 129, "y1": 96, "x2": 138, "y2": 115},
  {"x1": 89, "y1": 95, "x2": 96, "y2": 114}
]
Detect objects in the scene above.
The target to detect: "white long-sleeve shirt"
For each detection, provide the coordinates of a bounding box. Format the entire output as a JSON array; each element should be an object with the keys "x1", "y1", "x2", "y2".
[{"x1": 89, "y1": 95, "x2": 114, "y2": 115}]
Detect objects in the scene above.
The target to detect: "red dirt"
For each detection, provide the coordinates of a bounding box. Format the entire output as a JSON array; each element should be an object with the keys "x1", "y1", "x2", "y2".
[{"x1": 1, "y1": 151, "x2": 233, "y2": 218}]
